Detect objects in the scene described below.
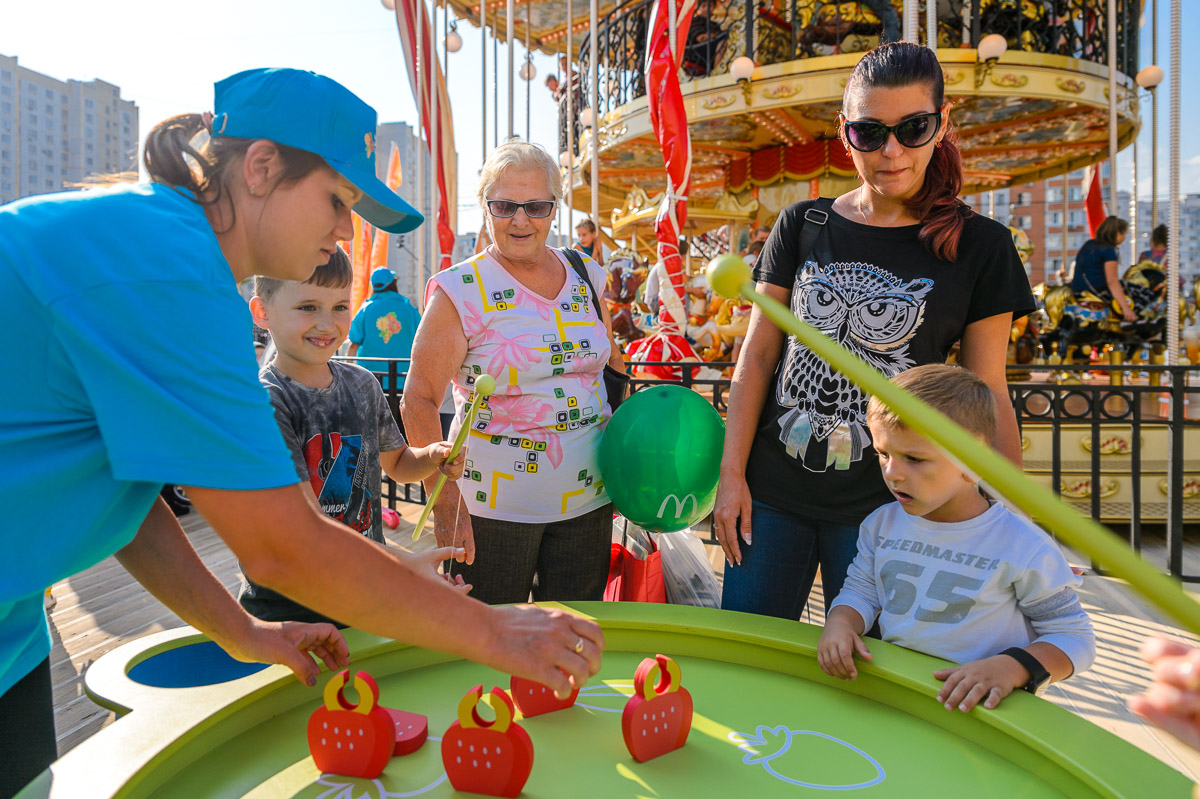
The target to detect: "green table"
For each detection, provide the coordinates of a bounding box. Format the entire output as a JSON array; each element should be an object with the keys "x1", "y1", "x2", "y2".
[{"x1": 19, "y1": 603, "x2": 1192, "y2": 798}]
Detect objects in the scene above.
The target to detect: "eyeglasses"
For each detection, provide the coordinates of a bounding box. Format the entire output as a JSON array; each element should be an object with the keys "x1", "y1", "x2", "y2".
[
  {"x1": 843, "y1": 111, "x2": 942, "y2": 153},
  {"x1": 486, "y1": 199, "x2": 557, "y2": 218}
]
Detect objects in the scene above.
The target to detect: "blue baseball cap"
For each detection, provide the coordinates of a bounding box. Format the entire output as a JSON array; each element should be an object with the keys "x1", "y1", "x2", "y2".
[
  {"x1": 211, "y1": 68, "x2": 423, "y2": 234},
  {"x1": 371, "y1": 266, "x2": 397, "y2": 289}
]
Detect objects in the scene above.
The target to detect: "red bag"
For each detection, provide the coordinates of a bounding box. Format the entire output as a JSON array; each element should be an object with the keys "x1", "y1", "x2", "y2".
[{"x1": 604, "y1": 538, "x2": 666, "y2": 603}]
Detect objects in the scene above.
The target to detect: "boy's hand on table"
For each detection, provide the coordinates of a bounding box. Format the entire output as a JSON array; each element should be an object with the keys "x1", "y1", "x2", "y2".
[
  {"x1": 817, "y1": 621, "x2": 872, "y2": 680},
  {"x1": 934, "y1": 655, "x2": 1027, "y2": 712},
  {"x1": 230, "y1": 618, "x2": 350, "y2": 687}
]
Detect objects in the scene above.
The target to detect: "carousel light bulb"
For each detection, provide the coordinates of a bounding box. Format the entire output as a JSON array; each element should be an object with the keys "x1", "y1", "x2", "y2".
[
  {"x1": 446, "y1": 30, "x2": 463, "y2": 52},
  {"x1": 519, "y1": 60, "x2": 537, "y2": 81},
  {"x1": 977, "y1": 34, "x2": 1007, "y2": 62},
  {"x1": 579, "y1": 107, "x2": 595, "y2": 127},
  {"x1": 1137, "y1": 64, "x2": 1164, "y2": 89},
  {"x1": 729, "y1": 56, "x2": 755, "y2": 82},
  {"x1": 380, "y1": 0, "x2": 396, "y2": 9}
]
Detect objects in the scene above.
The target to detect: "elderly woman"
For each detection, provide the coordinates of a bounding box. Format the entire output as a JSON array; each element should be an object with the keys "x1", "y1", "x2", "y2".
[{"x1": 403, "y1": 141, "x2": 624, "y2": 605}]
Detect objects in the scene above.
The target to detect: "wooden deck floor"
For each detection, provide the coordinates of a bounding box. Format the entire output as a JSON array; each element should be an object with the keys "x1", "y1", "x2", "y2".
[{"x1": 45, "y1": 507, "x2": 1200, "y2": 785}]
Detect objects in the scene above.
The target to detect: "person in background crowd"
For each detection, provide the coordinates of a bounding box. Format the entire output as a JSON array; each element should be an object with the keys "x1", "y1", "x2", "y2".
[{"x1": 349, "y1": 266, "x2": 422, "y2": 391}]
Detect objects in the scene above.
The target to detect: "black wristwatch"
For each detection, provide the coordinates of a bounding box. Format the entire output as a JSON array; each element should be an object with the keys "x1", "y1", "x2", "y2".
[{"x1": 1000, "y1": 647, "x2": 1051, "y2": 695}]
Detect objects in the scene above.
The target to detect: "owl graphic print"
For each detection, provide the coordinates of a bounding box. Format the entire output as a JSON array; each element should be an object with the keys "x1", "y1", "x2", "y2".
[{"x1": 777, "y1": 258, "x2": 932, "y2": 473}]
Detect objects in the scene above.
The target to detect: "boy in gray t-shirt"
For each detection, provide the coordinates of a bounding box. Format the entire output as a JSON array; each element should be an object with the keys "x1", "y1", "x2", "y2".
[{"x1": 242, "y1": 250, "x2": 464, "y2": 625}]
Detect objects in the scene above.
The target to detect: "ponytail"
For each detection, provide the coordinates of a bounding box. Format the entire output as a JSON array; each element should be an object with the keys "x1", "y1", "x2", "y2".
[
  {"x1": 142, "y1": 112, "x2": 326, "y2": 230},
  {"x1": 904, "y1": 121, "x2": 971, "y2": 262}
]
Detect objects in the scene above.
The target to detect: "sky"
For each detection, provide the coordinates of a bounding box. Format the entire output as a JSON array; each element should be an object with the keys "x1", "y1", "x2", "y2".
[{"x1": 0, "y1": 0, "x2": 1195, "y2": 237}]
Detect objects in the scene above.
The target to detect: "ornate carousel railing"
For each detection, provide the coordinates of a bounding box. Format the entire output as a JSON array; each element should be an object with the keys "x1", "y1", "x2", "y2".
[
  {"x1": 352, "y1": 357, "x2": 1200, "y2": 581},
  {"x1": 571, "y1": 0, "x2": 1141, "y2": 117}
]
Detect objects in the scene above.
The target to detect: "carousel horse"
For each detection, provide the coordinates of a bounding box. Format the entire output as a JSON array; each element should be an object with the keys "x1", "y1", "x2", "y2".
[
  {"x1": 794, "y1": 0, "x2": 903, "y2": 55},
  {"x1": 604, "y1": 249, "x2": 649, "y2": 347},
  {"x1": 1034, "y1": 258, "x2": 1170, "y2": 362},
  {"x1": 979, "y1": 0, "x2": 1050, "y2": 53}
]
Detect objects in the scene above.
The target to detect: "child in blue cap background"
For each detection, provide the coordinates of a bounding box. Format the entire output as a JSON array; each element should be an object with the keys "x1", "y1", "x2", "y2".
[
  {"x1": 349, "y1": 265, "x2": 422, "y2": 391},
  {"x1": 0, "y1": 67, "x2": 603, "y2": 797}
]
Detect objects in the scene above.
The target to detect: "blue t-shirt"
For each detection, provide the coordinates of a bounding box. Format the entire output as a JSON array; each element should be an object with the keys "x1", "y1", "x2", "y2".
[
  {"x1": 348, "y1": 291, "x2": 420, "y2": 389},
  {"x1": 0, "y1": 183, "x2": 299, "y2": 698},
  {"x1": 1070, "y1": 239, "x2": 1120, "y2": 295}
]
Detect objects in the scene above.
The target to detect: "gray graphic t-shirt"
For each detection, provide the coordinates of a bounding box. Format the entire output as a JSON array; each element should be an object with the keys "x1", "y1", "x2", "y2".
[{"x1": 239, "y1": 360, "x2": 405, "y2": 624}]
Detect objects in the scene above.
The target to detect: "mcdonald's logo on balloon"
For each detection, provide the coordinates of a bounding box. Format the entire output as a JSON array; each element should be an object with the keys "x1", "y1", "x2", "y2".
[{"x1": 599, "y1": 386, "x2": 724, "y2": 533}]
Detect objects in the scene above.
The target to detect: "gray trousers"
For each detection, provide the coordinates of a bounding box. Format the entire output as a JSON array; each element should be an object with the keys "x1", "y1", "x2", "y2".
[{"x1": 449, "y1": 503, "x2": 613, "y2": 605}]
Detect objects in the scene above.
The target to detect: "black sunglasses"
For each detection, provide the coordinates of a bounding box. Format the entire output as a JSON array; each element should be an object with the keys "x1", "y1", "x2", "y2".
[
  {"x1": 843, "y1": 111, "x2": 942, "y2": 153},
  {"x1": 486, "y1": 199, "x2": 557, "y2": 218}
]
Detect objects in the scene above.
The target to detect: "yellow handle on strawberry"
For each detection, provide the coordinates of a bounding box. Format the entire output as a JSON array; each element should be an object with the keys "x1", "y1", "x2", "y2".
[
  {"x1": 456, "y1": 685, "x2": 515, "y2": 732},
  {"x1": 412, "y1": 374, "x2": 497, "y2": 541},
  {"x1": 323, "y1": 670, "x2": 377, "y2": 715}
]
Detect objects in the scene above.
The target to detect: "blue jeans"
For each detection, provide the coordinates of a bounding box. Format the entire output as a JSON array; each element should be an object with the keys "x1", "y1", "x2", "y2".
[{"x1": 721, "y1": 500, "x2": 861, "y2": 621}]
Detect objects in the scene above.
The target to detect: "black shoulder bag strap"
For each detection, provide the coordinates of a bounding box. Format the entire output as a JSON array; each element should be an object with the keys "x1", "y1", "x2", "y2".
[
  {"x1": 559, "y1": 247, "x2": 631, "y2": 409},
  {"x1": 797, "y1": 201, "x2": 830, "y2": 265}
]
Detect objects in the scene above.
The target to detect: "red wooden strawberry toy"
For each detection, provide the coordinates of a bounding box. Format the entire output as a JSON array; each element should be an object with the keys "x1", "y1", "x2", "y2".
[
  {"x1": 621, "y1": 654, "x2": 693, "y2": 762},
  {"x1": 307, "y1": 670, "x2": 395, "y2": 778},
  {"x1": 442, "y1": 685, "x2": 534, "y2": 797},
  {"x1": 509, "y1": 672, "x2": 579, "y2": 717}
]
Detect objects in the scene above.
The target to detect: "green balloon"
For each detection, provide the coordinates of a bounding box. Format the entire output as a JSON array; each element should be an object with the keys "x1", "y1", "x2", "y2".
[{"x1": 599, "y1": 386, "x2": 725, "y2": 533}]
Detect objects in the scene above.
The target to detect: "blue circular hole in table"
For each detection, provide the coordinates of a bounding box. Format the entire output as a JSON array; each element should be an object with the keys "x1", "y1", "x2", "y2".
[{"x1": 127, "y1": 640, "x2": 268, "y2": 688}]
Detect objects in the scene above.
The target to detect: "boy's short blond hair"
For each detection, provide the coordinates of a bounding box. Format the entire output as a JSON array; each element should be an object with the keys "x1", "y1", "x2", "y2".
[
  {"x1": 254, "y1": 246, "x2": 353, "y2": 303},
  {"x1": 867, "y1": 364, "x2": 997, "y2": 444}
]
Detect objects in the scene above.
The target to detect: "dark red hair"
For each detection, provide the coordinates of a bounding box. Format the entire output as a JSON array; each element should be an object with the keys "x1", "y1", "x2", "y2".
[{"x1": 845, "y1": 42, "x2": 972, "y2": 262}]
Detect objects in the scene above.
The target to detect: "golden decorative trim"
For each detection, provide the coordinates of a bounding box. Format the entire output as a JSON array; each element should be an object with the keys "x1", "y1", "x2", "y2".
[
  {"x1": 761, "y1": 84, "x2": 801, "y2": 100},
  {"x1": 701, "y1": 94, "x2": 736, "y2": 110},
  {"x1": 838, "y1": 77, "x2": 849, "y2": 88},
  {"x1": 1158, "y1": 478, "x2": 1200, "y2": 499},
  {"x1": 1060, "y1": 478, "x2": 1120, "y2": 499},
  {"x1": 1080, "y1": 434, "x2": 1134, "y2": 455},
  {"x1": 1021, "y1": 435, "x2": 1031, "y2": 452},
  {"x1": 942, "y1": 70, "x2": 965, "y2": 86},
  {"x1": 1056, "y1": 78, "x2": 1085, "y2": 94},
  {"x1": 608, "y1": 123, "x2": 628, "y2": 139},
  {"x1": 990, "y1": 73, "x2": 1029, "y2": 89}
]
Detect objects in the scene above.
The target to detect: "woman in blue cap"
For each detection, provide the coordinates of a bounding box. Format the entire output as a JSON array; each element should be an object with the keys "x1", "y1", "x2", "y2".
[{"x1": 0, "y1": 68, "x2": 603, "y2": 796}]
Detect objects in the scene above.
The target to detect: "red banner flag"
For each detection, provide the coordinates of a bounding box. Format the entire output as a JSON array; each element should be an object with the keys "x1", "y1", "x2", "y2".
[{"x1": 1084, "y1": 164, "x2": 1107, "y2": 238}]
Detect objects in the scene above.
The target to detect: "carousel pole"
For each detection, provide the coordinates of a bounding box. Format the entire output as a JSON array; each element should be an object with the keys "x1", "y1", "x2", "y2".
[
  {"x1": 481, "y1": 0, "x2": 487, "y2": 163},
  {"x1": 507, "y1": 0, "x2": 515, "y2": 138},
  {"x1": 903, "y1": 0, "x2": 917, "y2": 43},
  {"x1": 525, "y1": 12, "x2": 532, "y2": 139},
  {"x1": 431, "y1": 0, "x2": 440, "y2": 272},
  {"x1": 1168, "y1": 0, "x2": 1180, "y2": 364},
  {"x1": 494, "y1": 35, "x2": 499, "y2": 147},
  {"x1": 1107, "y1": 0, "x2": 1117, "y2": 208},
  {"x1": 926, "y1": 0, "x2": 937, "y2": 49},
  {"x1": 1131, "y1": 113, "x2": 1138, "y2": 258},
  {"x1": 1152, "y1": 0, "x2": 1159, "y2": 227},
  {"x1": 416, "y1": 0, "x2": 426, "y2": 294},
  {"x1": 1063, "y1": 170, "x2": 1070, "y2": 281},
  {"x1": 566, "y1": 1, "x2": 575, "y2": 250},
  {"x1": 589, "y1": 0, "x2": 599, "y2": 257}
]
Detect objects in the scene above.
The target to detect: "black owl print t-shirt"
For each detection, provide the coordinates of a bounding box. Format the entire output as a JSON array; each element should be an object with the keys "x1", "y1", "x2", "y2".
[{"x1": 746, "y1": 197, "x2": 1035, "y2": 525}]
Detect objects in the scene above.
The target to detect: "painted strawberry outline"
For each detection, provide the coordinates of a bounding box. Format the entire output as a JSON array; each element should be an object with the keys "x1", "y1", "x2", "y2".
[{"x1": 728, "y1": 725, "x2": 887, "y2": 789}]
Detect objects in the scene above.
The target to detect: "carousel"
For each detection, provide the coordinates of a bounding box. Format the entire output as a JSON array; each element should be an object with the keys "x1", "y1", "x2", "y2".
[{"x1": 437, "y1": 0, "x2": 1172, "y2": 374}]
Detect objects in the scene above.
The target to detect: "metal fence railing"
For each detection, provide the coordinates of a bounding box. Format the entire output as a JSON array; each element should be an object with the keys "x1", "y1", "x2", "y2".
[{"x1": 345, "y1": 357, "x2": 1199, "y2": 580}]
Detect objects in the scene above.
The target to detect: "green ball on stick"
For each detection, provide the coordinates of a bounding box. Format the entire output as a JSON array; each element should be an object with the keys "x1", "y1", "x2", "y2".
[{"x1": 706, "y1": 254, "x2": 1200, "y2": 637}]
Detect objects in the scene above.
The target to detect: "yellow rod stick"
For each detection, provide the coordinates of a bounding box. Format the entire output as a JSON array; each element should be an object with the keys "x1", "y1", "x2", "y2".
[
  {"x1": 706, "y1": 255, "x2": 1200, "y2": 637},
  {"x1": 412, "y1": 374, "x2": 497, "y2": 541}
]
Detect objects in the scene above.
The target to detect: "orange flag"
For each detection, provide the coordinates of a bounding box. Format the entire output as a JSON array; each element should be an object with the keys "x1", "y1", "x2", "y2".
[
  {"x1": 367, "y1": 144, "x2": 404, "y2": 285},
  {"x1": 350, "y1": 213, "x2": 374, "y2": 315}
]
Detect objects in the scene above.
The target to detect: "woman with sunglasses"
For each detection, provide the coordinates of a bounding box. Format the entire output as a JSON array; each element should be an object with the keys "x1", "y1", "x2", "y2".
[
  {"x1": 404, "y1": 141, "x2": 625, "y2": 605},
  {"x1": 713, "y1": 42, "x2": 1035, "y2": 622}
]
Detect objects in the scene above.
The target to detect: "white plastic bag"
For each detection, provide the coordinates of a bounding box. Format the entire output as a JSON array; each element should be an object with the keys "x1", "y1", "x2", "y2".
[
  {"x1": 612, "y1": 515, "x2": 654, "y2": 561},
  {"x1": 657, "y1": 529, "x2": 721, "y2": 608}
]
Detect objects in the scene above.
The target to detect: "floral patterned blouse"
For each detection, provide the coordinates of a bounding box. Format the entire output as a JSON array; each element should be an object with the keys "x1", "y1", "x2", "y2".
[{"x1": 426, "y1": 247, "x2": 612, "y2": 522}]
